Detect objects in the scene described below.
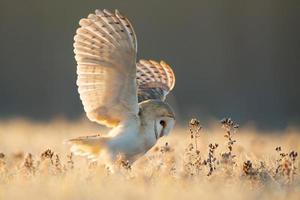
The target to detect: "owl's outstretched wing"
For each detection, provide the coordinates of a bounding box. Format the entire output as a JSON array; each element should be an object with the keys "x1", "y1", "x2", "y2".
[
  {"x1": 136, "y1": 60, "x2": 175, "y2": 102},
  {"x1": 74, "y1": 9, "x2": 138, "y2": 128}
]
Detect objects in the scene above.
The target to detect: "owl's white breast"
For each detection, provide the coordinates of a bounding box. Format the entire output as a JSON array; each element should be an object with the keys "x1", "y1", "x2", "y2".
[{"x1": 106, "y1": 115, "x2": 156, "y2": 160}]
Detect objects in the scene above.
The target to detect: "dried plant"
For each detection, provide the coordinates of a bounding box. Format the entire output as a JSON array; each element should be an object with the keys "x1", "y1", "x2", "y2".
[
  {"x1": 66, "y1": 153, "x2": 74, "y2": 170},
  {"x1": 243, "y1": 160, "x2": 259, "y2": 178},
  {"x1": 0, "y1": 152, "x2": 5, "y2": 159},
  {"x1": 275, "y1": 146, "x2": 298, "y2": 184},
  {"x1": 159, "y1": 142, "x2": 171, "y2": 153},
  {"x1": 220, "y1": 118, "x2": 239, "y2": 165},
  {"x1": 54, "y1": 154, "x2": 63, "y2": 174},
  {"x1": 184, "y1": 118, "x2": 203, "y2": 176},
  {"x1": 189, "y1": 118, "x2": 202, "y2": 153},
  {"x1": 0, "y1": 119, "x2": 299, "y2": 200},
  {"x1": 88, "y1": 160, "x2": 98, "y2": 169},
  {"x1": 147, "y1": 142, "x2": 176, "y2": 178},
  {"x1": 242, "y1": 160, "x2": 275, "y2": 188},
  {"x1": 21, "y1": 153, "x2": 36, "y2": 175},
  {"x1": 204, "y1": 143, "x2": 219, "y2": 176},
  {"x1": 40, "y1": 149, "x2": 54, "y2": 163},
  {"x1": 114, "y1": 153, "x2": 132, "y2": 176},
  {"x1": 36, "y1": 149, "x2": 55, "y2": 174},
  {"x1": 0, "y1": 153, "x2": 6, "y2": 174},
  {"x1": 159, "y1": 142, "x2": 176, "y2": 175},
  {"x1": 120, "y1": 160, "x2": 131, "y2": 171}
]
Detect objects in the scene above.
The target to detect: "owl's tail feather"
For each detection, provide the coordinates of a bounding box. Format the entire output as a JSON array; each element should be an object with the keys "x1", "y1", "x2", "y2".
[{"x1": 67, "y1": 135, "x2": 108, "y2": 161}]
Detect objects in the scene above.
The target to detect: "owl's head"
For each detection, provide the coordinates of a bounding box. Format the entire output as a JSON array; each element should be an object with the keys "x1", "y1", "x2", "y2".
[{"x1": 139, "y1": 99, "x2": 175, "y2": 140}]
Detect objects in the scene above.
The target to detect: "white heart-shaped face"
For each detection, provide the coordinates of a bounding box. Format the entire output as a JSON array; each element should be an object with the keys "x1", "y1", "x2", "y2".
[{"x1": 154, "y1": 117, "x2": 175, "y2": 139}]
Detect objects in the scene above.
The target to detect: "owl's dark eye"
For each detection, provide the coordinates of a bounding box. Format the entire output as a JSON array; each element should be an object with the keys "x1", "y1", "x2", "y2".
[{"x1": 160, "y1": 120, "x2": 166, "y2": 128}]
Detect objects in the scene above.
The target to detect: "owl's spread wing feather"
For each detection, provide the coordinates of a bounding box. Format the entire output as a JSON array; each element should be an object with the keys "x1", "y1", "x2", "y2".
[
  {"x1": 136, "y1": 60, "x2": 175, "y2": 102},
  {"x1": 74, "y1": 9, "x2": 139, "y2": 128}
]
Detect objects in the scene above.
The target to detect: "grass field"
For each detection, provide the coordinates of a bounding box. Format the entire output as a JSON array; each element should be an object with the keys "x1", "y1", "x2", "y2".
[{"x1": 0, "y1": 118, "x2": 299, "y2": 200}]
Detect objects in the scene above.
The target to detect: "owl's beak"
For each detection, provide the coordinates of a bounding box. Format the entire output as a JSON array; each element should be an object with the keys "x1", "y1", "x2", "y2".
[
  {"x1": 159, "y1": 129, "x2": 164, "y2": 138},
  {"x1": 154, "y1": 121, "x2": 159, "y2": 140},
  {"x1": 154, "y1": 121, "x2": 166, "y2": 140},
  {"x1": 154, "y1": 120, "x2": 164, "y2": 140}
]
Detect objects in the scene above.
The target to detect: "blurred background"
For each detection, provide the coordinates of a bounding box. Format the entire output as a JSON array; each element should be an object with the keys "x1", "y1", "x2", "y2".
[{"x1": 0, "y1": 0, "x2": 299, "y2": 129}]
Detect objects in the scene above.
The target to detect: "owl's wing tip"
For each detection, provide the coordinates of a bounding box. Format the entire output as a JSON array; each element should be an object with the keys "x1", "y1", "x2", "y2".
[{"x1": 136, "y1": 59, "x2": 176, "y2": 101}]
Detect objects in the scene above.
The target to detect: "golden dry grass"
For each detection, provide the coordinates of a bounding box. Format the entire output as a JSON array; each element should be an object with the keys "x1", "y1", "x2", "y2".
[{"x1": 0, "y1": 118, "x2": 299, "y2": 200}]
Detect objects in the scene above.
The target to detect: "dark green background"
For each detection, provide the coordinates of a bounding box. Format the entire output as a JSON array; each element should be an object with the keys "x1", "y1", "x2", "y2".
[{"x1": 1, "y1": 0, "x2": 299, "y2": 128}]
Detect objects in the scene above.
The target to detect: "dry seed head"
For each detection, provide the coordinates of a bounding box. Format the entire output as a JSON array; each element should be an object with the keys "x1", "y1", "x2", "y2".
[
  {"x1": 67, "y1": 153, "x2": 74, "y2": 170},
  {"x1": 274, "y1": 148, "x2": 298, "y2": 184},
  {"x1": 41, "y1": 149, "x2": 54, "y2": 161},
  {"x1": 120, "y1": 160, "x2": 131, "y2": 171},
  {"x1": 54, "y1": 154, "x2": 63, "y2": 173},
  {"x1": 242, "y1": 160, "x2": 259, "y2": 179},
  {"x1": 206, "y1": 143, "x2": 219, "y2": 176},
  {"x1": 0, "y1": 153, "x2": 5, "y2": 159},
  {"x1": 221, "y1": 117, "x2": 239, "y2": 131},
  {"x1": 220, "y1": 117, "x2": 238, "y2": 166},
  {"x1": 289, "y1": 151, "x2": 298, "y2": 161},
  {"x1": 243, "y1": 160, "x2": 253, "y2": 174},
  {"x1": 275, "y1": 146, "x2": 282, "y2": 152},
  {"x1": 189, "y1": 118, "x2": 202, "y2": 134},
  {"x1": 22, "y1": 153, "x2": 35, "y2": 174},
  {"x1": 160, "y1": 142, "x2": 172, "y2": 153},
  {"x1": 115, "y1": 153, "x2": 131, "y2": 171},
  {"x1": 0, "y1": 153, "x2": 6, "y2": 171},
  {"x1": 88, "y1": 161, "x2": 98, "y2": 170},
  {"x1": 188, "y1": 118, "x2": 202, "y2": 153},
  {"x1": 189, "y1": 118, "x2": 200, "y2": 127}
]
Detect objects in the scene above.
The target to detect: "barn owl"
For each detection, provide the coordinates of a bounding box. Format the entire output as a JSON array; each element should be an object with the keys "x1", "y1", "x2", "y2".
[{"x1": 69, "y1": 9, "x2": 176, "y2": 164}]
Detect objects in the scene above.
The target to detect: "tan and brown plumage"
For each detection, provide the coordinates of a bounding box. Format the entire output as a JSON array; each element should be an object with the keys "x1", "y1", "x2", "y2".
[
  {"x1": 137, "y1": 60, "x2": 175, "y2": 101},
  {"x1": 70, "y1": 9, "x2": 176, "y2": 165}
]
